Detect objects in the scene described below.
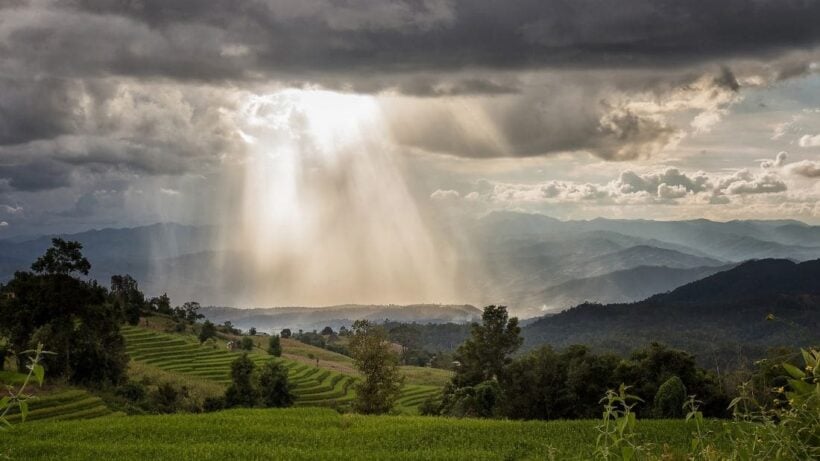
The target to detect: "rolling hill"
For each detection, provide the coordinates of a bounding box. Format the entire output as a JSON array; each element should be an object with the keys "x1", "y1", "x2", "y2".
[
  {"x1": 522, "y1": 259, "x2": 820, "y2": 370},
  {"x1": 199, "y1": 304, "x2": 481, "y2": 333}
]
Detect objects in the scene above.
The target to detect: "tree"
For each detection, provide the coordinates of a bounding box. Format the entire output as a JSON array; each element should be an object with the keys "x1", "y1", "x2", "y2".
[
  {"x1": 452, "y1": 305, "x2": 522, "y2": 387},
  {"x1": 321, "y1": 326, "x2": 334, "y2": 336},
  {"x1": 240, "y1": 337, "x2": 254, "y2": 351},
  {"x1": 257, "y1": 361, "x2": 294, "y2": 407},
  {"x1": 0, "y1": 240, "x2": 128, "y2": 384},
  {"x1": 348, "y1": 320, "x2": 404, "y2": 414},
  {"x1": 268, "y1": 335, "x2": 282, "y2": 357},
  {"x1": 30, "y1": 238, "x2": 91, "y2": 276},
  {"x1": 281, "y1": 328, "x2": 292, "y2": 338},
  {"x1": 388, "y1": 324, "x2": 421, "y2": 365},
  {"x1": 177, "y1": 301, "x2": 203, "y2": 324},
  {"x1": 224, "y1": 354, "x2": 258, "y2": 408},
  {"x1": 653, "y1": 376, "x2": 687, "y2": 418},
  {"x1": 149, "y1": 293, "x2": 172, "y2": 315},
  {"x1": 248, "y1": 327, "x2": 257, "y2": 336},
  {"x1": 199, "y1": 321, "x2": 217, "y2": 344},
  {"x1": 110, "y1": 274, "x2": 144, "y2": 325}
]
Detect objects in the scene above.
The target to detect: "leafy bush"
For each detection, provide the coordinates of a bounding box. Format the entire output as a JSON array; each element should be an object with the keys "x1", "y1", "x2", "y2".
[
  {"x1": 202, "y1": 396, "x2": 225, "y2": 413},
  {"x1": 653, "y1": 376, "x2": 686, "y2": 418},
  {"x1": 240, "y1": 337, "x2": 254, "y2": 351},
  {"x1": 268, "y1": 335, "x2": 282, "y2": 357},
  {"x1": 257, "y1": 362, "x2": 294, "y2": 408},
  {"x1": 224, "y1": 354, "x2": 258, "y2": 408},
  {"x1": 115, "y1": 381, "x2": 147, "y2": 402}
]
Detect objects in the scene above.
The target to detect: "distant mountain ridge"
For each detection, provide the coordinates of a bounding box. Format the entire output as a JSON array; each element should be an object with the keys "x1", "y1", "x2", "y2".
[
  {"x1": 522, "y1": 258, "x2": 820, "y2": 369},
  {"x1": 1, "y1": 214, "x2": 818, "y2": 314},
  {"x1": 200, "y1": 304, "x2": 482, "y2": 333}
]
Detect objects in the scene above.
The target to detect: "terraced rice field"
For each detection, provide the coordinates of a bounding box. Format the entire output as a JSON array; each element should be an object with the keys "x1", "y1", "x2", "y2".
[
  {"x1": 1, "y1": 407, "x2": 712, "y2": 460},
  {"x1": 3, "y1": 389, "x2": 116, "y2": 424},
  {"x1": 121, "y1": 327, "x2": 440, "y2": 412}
]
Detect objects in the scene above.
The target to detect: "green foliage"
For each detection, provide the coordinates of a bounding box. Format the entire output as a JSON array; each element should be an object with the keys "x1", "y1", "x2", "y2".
[
  {"x1": 594, "y1": 384, "x2": 647, "y2": 461},
  {"x1": 652, "y1": 376, "x2": 686, "y2": 418},
  {"x1": 0, "y1": 242, "x2": 129, "y2": 385},
  {"x1": 110, "y1": 274, "x2": 145, "y2": 326},
  {"x1": 257, "y1": 361, "x2": 294, "y2": 408},
  {"x1": 723, "y1": 347, "x2": 820, "y2": 460},
  {"x1": 152, "y1": 382, "x2": 187, "y2": 414},
  {"x1": 0, "y1": 407, "x2": 723, "y2": 460},
  {"x1": 281, "y1": 328, "x2": 292, "y2": 338},
  {"x1": 452, "y1": 305, "x2": 522, "y2": 388},
  {"x1": 1, "y1": 343, "x2": 49, "y2": 428},
  {"x1": 224, "y1": 354, "x2": 258, "y2": 408},
  {"x1": 349, "y1": 320, "x2": 404, "y2": 414},
  {"x1": 439, "y1": 380, "x2": 501, "y2": 418},
  {"x1": 198, "y1": 320, "x2": 217, "y2": 344},
  {"x1": 268, "y1": 335, "x2": 282, "y2": 357},
  {"x1": 0, "y1": 342, "x2": 7, "y2": 372},
  {"x1": 30, "y1": 238, "x2": 91, "y2": 276},
  {"x1": 240, "y1": 337, "x2": 254, "y2": 351}
]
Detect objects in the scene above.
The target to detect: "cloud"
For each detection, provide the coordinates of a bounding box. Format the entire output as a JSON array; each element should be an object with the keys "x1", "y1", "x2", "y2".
[
  {"x1": 798, "y1": 134, "x2": 820, "y2": 147},
  {"x1": 458, "y1": 162, "x2": 791, "y2": 208},
  {"x1": 0, "y1": 204, "x2": 23, "y2": 214},
  {"x1": 430, "y1": 189, "x2": 460, "y2": 200},
  {"x1": 0, "y1": 221, "x2": 8, "y2": 228},
  {"x1": 717, "y1": 170, "x2": 787, "y2": 195},
  {"x1": 761, "y1": 151, "x2": 788, "y2": 169},
  {"x1": 786, "y1": 160, "x2": 820, "y2": 178},
  {"x1": 4, "y1": 1, "x2": 820, "y2": 84}
]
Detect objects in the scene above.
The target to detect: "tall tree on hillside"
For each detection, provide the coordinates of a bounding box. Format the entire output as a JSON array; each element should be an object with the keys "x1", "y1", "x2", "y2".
[
  {"x1": 225, "y1": 353, "x2": 259, "y2": 408},
  {"x1": 452, "y1": 305, "x2": 522, "y2": 387},
  {"x1": 110, "y1": 274, "x2": 144, "y2": 325},
  {"x1": 199, "y1": 320, "x2": 217, "y2": 344},
  {"x1": 349, "y1": 320, "x2": 404, "y2": 414},
  {"x1": 268, "y1": 335, "x2": 282, "y2": 357},
  {"x1": 258, "y1": 361, "x2": 294, "y2": 407},
  {"x1": 388, "y1": 324, "x2": 421, "y2": 365}
]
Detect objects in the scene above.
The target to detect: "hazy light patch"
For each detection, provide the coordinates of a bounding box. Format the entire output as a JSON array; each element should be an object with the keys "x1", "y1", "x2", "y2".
[{"x1": 213, "y1": 89, "x2": 457, "y2": 306}]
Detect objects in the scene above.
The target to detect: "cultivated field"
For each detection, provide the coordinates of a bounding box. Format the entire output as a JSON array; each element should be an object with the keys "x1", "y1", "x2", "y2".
[
  {"x1": 121, "y1": 326, "x2": 440, "y2": 413},
  {"x1": 1, "y1": 407, "x2": 713, "y2": 461}
]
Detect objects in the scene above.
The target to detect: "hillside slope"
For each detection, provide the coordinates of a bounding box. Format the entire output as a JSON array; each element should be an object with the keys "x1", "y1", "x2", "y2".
[
  {"x1": 121, "y1": 326, "x2": 442, "y2": 414},
  {"x1": 523, "y1": 259, "x2": 820, "y2": 370}
]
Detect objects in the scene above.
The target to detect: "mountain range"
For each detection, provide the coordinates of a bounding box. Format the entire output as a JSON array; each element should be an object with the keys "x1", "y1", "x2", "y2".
[
  {"x1": 521, "y1": 258, "x2": 820, "y2": 370},
  {"x1": 0, "y1": 213, "x2": 818, "y2": 316}
]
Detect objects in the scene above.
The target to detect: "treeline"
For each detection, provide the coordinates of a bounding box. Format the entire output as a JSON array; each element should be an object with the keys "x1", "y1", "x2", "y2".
[{"x1": 426, "y1": 306, "x2": 803, "y2": 420}]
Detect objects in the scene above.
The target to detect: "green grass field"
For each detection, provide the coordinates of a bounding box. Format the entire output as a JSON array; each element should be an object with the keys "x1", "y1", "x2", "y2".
[
  {"x1": 2, "y1": 389, "x2": 118, "y2": 424},
  {"x1": 121, "y1": 326, "x2": 441, "y2": 413},
  {"x1": 1, "y1": 407, "x2": 716, "y2": 460}
]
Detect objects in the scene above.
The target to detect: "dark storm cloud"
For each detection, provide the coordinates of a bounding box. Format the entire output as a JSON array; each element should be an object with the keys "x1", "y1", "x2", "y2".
[
  {"x1": 0, "y1": 158, "x2": 73, "y2": 192},
  {"x1": 32, "y1": 0, "x2": 820, "y2": 80},
  {"x1": 1, "y1": 0, "x2": 819, "y2": 196}
]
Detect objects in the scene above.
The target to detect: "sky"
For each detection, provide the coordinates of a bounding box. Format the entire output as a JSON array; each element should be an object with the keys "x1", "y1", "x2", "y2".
[{"x1": 1, "y1": 0, "x2": 820, "y2": 238}]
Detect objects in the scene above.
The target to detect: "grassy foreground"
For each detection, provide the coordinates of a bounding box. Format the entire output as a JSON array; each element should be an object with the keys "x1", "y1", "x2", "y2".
[{"x1": 2, "y1": 407, "x2": 718, "y2": 460}]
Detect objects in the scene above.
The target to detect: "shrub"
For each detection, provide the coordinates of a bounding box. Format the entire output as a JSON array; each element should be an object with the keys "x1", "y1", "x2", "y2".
[
  {"x1": 151, "y1": 382, "x2": 185, "y2": 414},
  {"x1": 653, "y1": 376, "x2": 686, "y2": 418},
  {"x1": 240, "y1": 337, "x2": 254, "y2": 351},
  {"x1": 198, "y1": 321, "x2": 216, "y2": 344},
  {"x1": 203, "y1": 396, "x2": 226, "y2": 413},
  {"x1": 268, "y1": 335, "x2": 282, "y2": 357},
  {"x1": 258, "y1": 362, "x2": 294, "y2": 408},
  {"x1": 224, "y1": 354, "x2": 258, "y2": 408},
  {"x1": 116, "y1": 382, "x2": 147, "y2": 402}
]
